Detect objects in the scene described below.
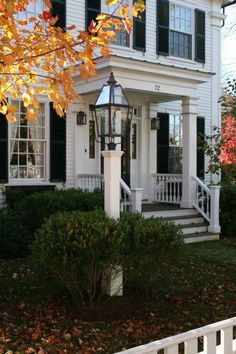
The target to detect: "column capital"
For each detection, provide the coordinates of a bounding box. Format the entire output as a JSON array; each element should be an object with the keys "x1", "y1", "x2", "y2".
[
  {"x1": 101, "y1": 150, "x2": 124, "y2": 158},
  {"x1": 182, "y1": 96, "x2": 199, "y2": 116}
]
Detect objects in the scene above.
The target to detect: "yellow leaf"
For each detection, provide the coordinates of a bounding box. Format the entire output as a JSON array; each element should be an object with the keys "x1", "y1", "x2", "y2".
[
  {"x1": 96, "y1": 14, "x2": 107, "y2": 21},
  {"x1": 123, "y1": 18, "x2": 132, "y2": 34},
  {"x1": 101, "y1": 46, "x2": 111, "y2": 58},
  {"x1": 26, "y1": 108, "x2": 37, "y2": 121},
  {"x1": 105, "y1": 0, "x2": 118, "y2": 5},
  {"x1": 43, "y1": 0, "x2": 52, "y2": 9},
  {"x1": 18, "y1": 19, "x2": 27, "y2": 25}
]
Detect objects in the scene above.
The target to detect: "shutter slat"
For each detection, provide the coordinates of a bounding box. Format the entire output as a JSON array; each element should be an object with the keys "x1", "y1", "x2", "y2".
[
  {"x1": 157, "y1": 113, "x2": 169, "y2": 173},
  {"x1": 0, "y1": 114, "x2": 8, "y2": 182},
  {"x1": 86, "y1": 0, "x2": 101, "y2": 30},
  {"x1": 50, "y1": 103, "x2": 66, "y2": 182},
  {"x1": 157, "y1": 0, "x2": 169, "y2": 55},
  {"x1": 133, "y1": 0, "x2": 146, "y2": 51},
  {"x1": 195, "y1": 9, "x2": 205, "y2": 63},
  {"x1": 51, "y1": 0, "x2": 66, "y2": 28},
  {"x1": 197, "y1": 116, "x2": 205, "y2": 178}
]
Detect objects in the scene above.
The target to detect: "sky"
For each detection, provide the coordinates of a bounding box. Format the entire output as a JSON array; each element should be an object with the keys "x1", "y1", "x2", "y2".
[{"x1": 222, "y1": 4, "x2": 236, "y2": 83}]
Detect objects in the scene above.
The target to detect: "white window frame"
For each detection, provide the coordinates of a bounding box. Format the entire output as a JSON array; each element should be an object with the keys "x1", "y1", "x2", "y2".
[
  {"x1": 101, "y1": 0, "x2": 133, "y2": 49},
  {"x1": 169, "y1": 2, "x2": 194, "y2": 60},
  {"x1": 8, "y1": 100, "x2": 50, "y2": 183}
]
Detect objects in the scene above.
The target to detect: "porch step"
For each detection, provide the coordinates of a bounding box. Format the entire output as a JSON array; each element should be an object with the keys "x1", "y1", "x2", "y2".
[
  {"x1": 142, "y1": 206, "x2": 219, "y2": 244},
  {"x1": 183, "y1": 232, "x2": 220, "y2": 244}
]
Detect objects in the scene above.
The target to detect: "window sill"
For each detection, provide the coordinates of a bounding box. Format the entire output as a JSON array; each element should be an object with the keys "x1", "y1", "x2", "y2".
[
  {"x1": 4, "y1": 181, "x2": 55, "y2": 187},
  {"x1": 163, "y1": 55, "x2": 204, "y2": 67}
]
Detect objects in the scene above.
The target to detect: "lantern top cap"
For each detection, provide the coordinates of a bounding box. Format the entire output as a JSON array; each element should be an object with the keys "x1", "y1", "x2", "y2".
[{"x1": 107, "y1": 72, "x2": 117, "y2": 85}]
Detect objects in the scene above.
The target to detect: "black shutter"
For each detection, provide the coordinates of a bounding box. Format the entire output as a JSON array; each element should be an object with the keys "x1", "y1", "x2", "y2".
[
  {"x1": 50, "y1": 103, "x2": 66, "y2": 182},
  {"x1": 51, "y1": 0, "x2": 66, "y2": 28},
  {"x1": 0, "y1": 114, "x2": 8, "y2": 182},
  {"x1": 133, "y1": 0, "x2": 146, "y2": 51},
  {"x1": 86, "y1": 0, "x2": 101, "y2": 30},
  {"x1": 197, "y1": 116, "x2": 205, "y2": 178},
  {"x1": 195, "y1": 9, "x2": 205, "y2": 63},
  {"x1": 157, "y1": 0, "x2": 169, "y2": 55},
  {"x1": 157, "y1": 113, "x2": 169, "y2": 173}
]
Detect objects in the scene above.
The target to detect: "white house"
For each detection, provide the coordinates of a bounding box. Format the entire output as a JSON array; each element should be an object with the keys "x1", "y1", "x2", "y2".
[{"x1": 0, "y1": 0, "x2": 232, "y2": 239}]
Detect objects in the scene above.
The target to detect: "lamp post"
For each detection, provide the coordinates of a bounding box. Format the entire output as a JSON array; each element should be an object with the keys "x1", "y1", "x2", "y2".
[
  {"x1": 90, "y1": 73, "x2": 133, "y2": 296},
  {"x1": 90, "y1": 72, "x2": 133, "y2": 219}
]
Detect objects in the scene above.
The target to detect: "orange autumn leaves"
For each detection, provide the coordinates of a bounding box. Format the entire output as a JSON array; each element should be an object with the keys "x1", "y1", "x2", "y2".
[{"x1": 0, "y1": 0, "x2": 145, "y2": 122}]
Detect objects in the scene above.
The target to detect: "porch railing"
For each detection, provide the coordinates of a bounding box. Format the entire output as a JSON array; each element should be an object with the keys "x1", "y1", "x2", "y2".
[
  {"x1": 120, "y1": 178, "x2": 132, "y2": 212},
  {"x1": 77, "y1": 174, "x2": 142, "y2": 213},
  {"x1": 78, "y1": 174, "x2": 104, "y2": 191},
  {"x1": 192, "y1": 176, "x2": 211, "y2": 223},
  {"x1": 115, "y1": 316, "x2": 236, "y2": 354},
  {"x1": 192, "y1": 176, "x2": 221, "y2": 233},
  {"x1": 152, "y1": 174, "x2": 182, "y2": 204}
]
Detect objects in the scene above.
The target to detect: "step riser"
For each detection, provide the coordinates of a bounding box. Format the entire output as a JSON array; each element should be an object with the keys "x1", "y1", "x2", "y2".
[
  {"x1": 173, "y1": 217, "x2": 205, "y2": 225},
  {"x1": 143, "y1": 209, "x2": 199, "y2": 218},
  {"x1": 182, "y1": 225, "x2": 208, "y2": 235},
  {"x1": 184, "y1": 234, "x2": 220, "y2": 243}
]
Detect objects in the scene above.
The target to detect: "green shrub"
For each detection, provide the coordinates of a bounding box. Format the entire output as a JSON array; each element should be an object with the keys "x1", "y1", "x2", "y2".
[
  {"x1": 0, "y1": 188, "x2": 103, "y2": 259},
  {"x1": 32, "y1": 210, "x2": 183, "y2": 306},
  {"x1": 220, "y1": 185, "x2": 236, "y2": 236},
  {"x1": 0, "y1": 209, "x2": 30, "y2": 258},
  {"x1": 31, "y1": 210, "x2": 122, "y2": 307},
  {"x1": 17, "y1": 188, "x2": 103, "y2": 235},
  {"x1": 119, "y1": 213, "x2": 183, "y2": 296}
]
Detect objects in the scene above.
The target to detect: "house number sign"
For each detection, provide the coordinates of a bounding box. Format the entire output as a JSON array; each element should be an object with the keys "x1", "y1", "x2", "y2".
[{"x1": 154, "y1": 84, "x2": 161, "y2": 91}]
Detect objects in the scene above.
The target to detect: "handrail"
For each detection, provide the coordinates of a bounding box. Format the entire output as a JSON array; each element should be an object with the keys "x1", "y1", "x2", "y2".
[
  {"x1": 115, "y1": 316, "x2": 236, "y2": 354},
  {"x1": 192, "y1": 175, "x2": 211, "y2": 194},
  {"x1": 120, "y1": 178, "x2": 132, "y2": 197},
  {"x1": 192, "y1": 175, "x2": 211, "y2": 223}
]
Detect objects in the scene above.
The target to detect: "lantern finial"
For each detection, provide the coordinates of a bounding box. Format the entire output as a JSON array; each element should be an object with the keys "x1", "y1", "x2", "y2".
[{"x1": 107, "y1": 72, "x2": 117, "y2": 85}]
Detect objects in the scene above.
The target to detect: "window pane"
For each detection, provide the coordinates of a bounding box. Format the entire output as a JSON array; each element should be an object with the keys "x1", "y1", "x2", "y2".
[{"x1": 9, "y1": 101, "x2": 46, "y2": 180}]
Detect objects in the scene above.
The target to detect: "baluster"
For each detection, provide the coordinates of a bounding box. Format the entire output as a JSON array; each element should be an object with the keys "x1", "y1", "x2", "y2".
[
  {"x1": 206, "y1": 194, "x2": 210, "y2": 218},
  {"x1": 204, "y1": 332, "x2": 216, "y2": 354},
  {"x1": 170, "y1": 179, "x2": 173, "y2": 203},
  {"x1": 185, "y1": 338, "x2": 198, "y2": 354},
  {"x1": 221, "y1": 327, "x2": 233, "y2": 354},
  {"x1": 164, "y1": 344, "x2": 178, "y2": 354}
]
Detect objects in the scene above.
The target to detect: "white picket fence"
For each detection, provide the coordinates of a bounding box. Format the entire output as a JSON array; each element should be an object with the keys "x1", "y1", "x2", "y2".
[{"x1": 115, "y1": 317, "x2": 236, "y2": 354}]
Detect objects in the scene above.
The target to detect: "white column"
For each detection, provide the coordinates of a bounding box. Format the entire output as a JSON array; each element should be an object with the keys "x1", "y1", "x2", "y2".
[
  {"x1": 148, "y1": 104, "x2": 157, "y2": 202},
  {"x1": 101, "y1": 150, "x2": 123, "y2": 219},
  {"x1": 181, "y1": 96, "x2": 198, "y2": 208},
  {"x1": 208, "y1": 185, "x2": 221, "y2": 233},
  {"x1": 101, "y1": 150, "x2": 123, "y2": 296}
]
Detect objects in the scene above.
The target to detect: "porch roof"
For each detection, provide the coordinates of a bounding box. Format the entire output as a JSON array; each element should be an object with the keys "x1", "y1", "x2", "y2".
[{"x1": 75, "y1": 55, "x2": 214, "y2": 100}]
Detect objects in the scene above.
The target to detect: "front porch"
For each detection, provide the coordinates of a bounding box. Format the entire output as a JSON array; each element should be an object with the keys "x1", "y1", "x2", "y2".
[{"x1": 77, "y1": 173, "x2": 221, "y2": 243}]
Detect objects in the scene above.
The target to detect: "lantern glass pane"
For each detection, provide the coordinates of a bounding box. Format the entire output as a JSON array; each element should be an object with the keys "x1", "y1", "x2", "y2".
[
  {"x1": 110, "y1": 106, "x2": 129, "y2": 136},
  {"x1": 96, "y1": 85, "x2": 110, "y2": 105},
  {"x1": 113, "y1": 86, "x2": 128, "y2": 105},
  {"x1": 95, "y1": 107, "x2": 109, "y2": 136}
]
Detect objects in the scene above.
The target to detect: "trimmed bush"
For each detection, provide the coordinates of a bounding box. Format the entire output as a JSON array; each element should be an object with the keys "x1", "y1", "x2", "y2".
[
  {"x1": 32, "y1": 210, "x2": 122, "y2": 307},
  {"x1": 16, "y1": 188, "x2": 104, "y2": 237},
  {"x1": 32, "y1": 211, "x2": 183, "y2": 306},
  {"x1": 0, "y1": 188, "x2": 103, "y2": 259},
  {"x1": 119, "y1": 213, "x2": 183, "y2": 296},
  {"x1": 220, "y1": 184, "x2": 236, "y2": 236},
  {"x1": 0, "y1": 209, "x2": 30, "y2": 258}
]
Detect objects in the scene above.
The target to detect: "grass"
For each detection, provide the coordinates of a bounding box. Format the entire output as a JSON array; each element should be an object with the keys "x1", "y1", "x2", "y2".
[{"x1": 1, "y1": 239, "x2": 236, "y2": 353}]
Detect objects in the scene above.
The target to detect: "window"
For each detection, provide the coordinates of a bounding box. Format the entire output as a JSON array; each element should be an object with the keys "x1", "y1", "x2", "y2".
[
  {"x1": 157, "y1": 0, "x2": 205, "y2": 62},
  {"x1": 169, "y1": 114, "x2": 182, "y2": 146},
  {"x1": 89, "y1": 120, "x2": 95, "y2": 159},
  {"x1": 9, "y1": 101, "x2": 46, "y2": 180},
  {"x1": 170, "y1": 4, "x2": 192, "y2": 59},
  {"x1": 16, "y1": 0, "x2": 45, "y2": 21},
  {"x1": 102, "y1": 0, "x2": 129, "y2": 47}
]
